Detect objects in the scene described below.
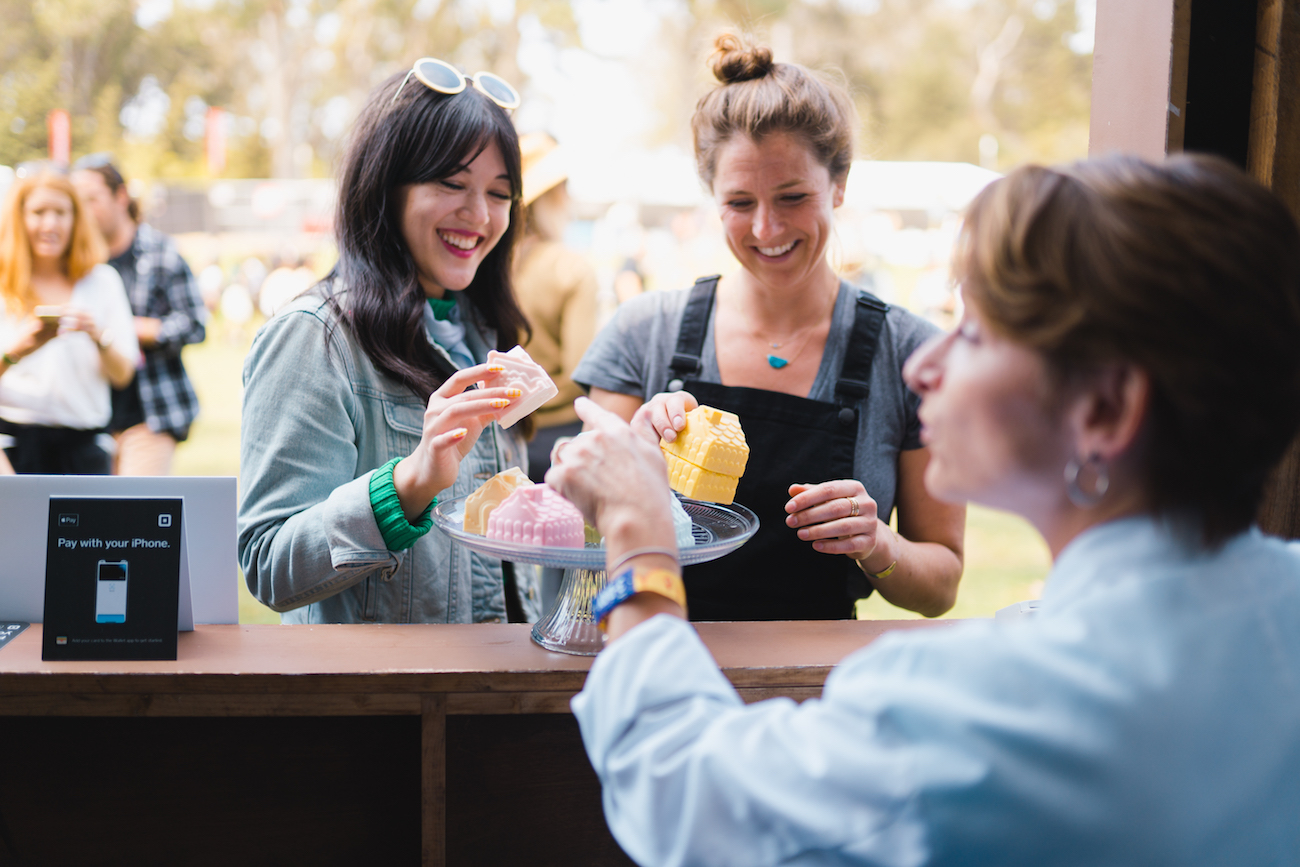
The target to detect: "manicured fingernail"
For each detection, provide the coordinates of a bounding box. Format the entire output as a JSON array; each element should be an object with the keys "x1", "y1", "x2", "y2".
[
  {"x1": 487, "y1": 364, "x2": 505, "y2": 372},
  {"x1": 451, "y1": 427, "x2": 468, "y2": 438},
  {"x1": 505, "y1": 388, "x2": 522, "y2": 398},
  {"x1": 491, "y1": 398, "x2": 510, "y2": 408}
]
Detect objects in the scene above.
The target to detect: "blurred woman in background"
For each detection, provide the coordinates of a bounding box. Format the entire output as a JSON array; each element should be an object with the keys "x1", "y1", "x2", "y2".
[{"x1": 0, "y1": 168, "x2": 137, "y2": 474}]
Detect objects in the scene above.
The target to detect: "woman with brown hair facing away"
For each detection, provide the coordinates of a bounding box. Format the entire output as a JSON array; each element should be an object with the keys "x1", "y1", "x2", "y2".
[
  {"x1": 551, "y1": 153, "x2": 1300, "y2": 866},
  {"x1": 573, "y1": 35, "x2": 964, "y2": 620},
  {"x1": 0, "y1": 168, "x2": 138, "y2": 474}
]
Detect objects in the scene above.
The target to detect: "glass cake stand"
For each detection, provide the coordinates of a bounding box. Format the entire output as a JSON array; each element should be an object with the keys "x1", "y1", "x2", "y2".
[{"x1": 433, "y1": 494, "x2": 760, "y2": 655}]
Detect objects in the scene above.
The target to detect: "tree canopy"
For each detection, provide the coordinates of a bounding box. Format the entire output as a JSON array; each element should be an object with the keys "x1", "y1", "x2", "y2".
[{"x1": 0, "y1": 0, "x2": 1091, "y2": 179}]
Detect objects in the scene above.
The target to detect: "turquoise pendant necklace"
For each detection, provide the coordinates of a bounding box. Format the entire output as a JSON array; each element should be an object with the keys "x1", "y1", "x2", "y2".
[
  {"x1": 764, "y1": 332, "x2": 811, "y2": 369},
  {"x1": 744, "y1": 295, "x2": 828, "y2": 370},
  {"x1": 743, "y1": 283, "x2": 832, "y2": 369}
]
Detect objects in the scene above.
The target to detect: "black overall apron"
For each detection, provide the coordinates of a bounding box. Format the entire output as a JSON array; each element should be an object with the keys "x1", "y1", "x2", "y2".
[{"x1": 668, "y1": 276, "x2": 889, "y2": 621}]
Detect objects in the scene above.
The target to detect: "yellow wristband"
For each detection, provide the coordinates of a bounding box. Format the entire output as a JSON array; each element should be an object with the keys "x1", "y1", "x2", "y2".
[{"x1": 593, "y1": 567, "x2": 687, "y2": 630}]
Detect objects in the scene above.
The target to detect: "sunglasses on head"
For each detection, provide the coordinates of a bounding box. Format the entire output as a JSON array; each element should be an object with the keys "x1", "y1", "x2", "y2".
[
  {"x1": 15, "y1": 160, "x2": 68, "y2": 179},
  {"x1": 390, "y1": 57, "x2": 521, "y2": 111},
  {"x1": 72, "y1": 152, "x2": 119, "y2": 172},
  {"x1": 71, "y1": 152, "x2": 127, "y2": 186}
]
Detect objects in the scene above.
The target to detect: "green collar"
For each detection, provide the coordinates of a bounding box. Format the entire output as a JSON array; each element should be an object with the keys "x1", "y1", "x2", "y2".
[{"x1": 427, "y1": 296, "x2": 456, "y2": 321}]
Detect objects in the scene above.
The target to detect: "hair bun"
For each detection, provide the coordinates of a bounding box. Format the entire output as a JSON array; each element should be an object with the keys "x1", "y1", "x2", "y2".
[{"x1": 709, "y1": 33, "x2": 775, "y2": 84}]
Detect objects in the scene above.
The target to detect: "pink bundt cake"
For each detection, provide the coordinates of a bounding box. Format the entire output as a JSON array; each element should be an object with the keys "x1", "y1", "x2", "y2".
[{"x1": 485, "y1": 484, "x2": 585, "y2": 548}]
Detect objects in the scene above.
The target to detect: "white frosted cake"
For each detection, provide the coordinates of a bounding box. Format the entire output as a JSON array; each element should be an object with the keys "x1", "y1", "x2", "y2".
[{"x1": 483, "y1": 345, "x2": 558, "y2": 429}]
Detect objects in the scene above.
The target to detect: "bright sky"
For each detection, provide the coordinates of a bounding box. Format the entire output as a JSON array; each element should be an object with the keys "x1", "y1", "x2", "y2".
[
  {"x1": 516, "y1": 0, "x2": 1096, "y2": 204},
  {"x1": 122, "y1": 0, "x2": 1096, "y2": 197}
]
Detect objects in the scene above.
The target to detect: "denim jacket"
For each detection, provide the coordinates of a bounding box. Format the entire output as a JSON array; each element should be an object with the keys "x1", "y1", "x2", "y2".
[{"x1": 238, "y1": 291, "x2": 537, "y2": 624}]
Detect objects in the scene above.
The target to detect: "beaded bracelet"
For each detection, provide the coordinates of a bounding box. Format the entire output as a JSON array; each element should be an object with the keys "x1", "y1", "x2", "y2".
[{"x1": 605, "y1": 545, "x2": 679, "y2": 578}]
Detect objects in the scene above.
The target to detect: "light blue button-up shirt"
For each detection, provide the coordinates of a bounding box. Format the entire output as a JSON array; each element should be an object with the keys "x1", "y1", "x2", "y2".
[{"x1": 572, "y1": 517, "x2": 1300, "y2": 866}]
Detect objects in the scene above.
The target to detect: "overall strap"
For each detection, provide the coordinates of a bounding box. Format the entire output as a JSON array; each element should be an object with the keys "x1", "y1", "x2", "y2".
[
  {"x1": 667, "y1": 275, "x2": 720, "y2": 384},
  {"x1": 833, "y1": 291, "x2": 890, "y2": 408}
]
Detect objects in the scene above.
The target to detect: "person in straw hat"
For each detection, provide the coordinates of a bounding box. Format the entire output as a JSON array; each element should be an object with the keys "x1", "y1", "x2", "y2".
[{"x1": 512, "y1": 132, "x2": 600, "y2": 484}]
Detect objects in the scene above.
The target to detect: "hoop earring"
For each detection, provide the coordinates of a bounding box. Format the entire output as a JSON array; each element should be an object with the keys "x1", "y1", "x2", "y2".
[{"x1": 1064, "y1": 453, "x2": 1109, "y2": 509}]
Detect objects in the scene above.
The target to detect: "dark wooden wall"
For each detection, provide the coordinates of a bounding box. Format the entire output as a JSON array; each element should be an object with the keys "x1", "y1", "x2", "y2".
[{"x1": 1249, "y1": 1, "x2": 1300, "y2": 538}]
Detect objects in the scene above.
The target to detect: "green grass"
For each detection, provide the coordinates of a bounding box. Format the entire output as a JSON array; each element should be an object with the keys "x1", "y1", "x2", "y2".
[
  {"x1": 173, "y1": 317, "x2": 282, "y2": 625},
  {"x1": 177, "y1": 318, "x2": 1052, "y2": 625},
  {"x1": 856, "y1": 506, "x2": 1051, "y2": 621}
]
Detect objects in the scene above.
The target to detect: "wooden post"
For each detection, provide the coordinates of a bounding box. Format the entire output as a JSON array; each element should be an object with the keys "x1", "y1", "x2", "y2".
[
  {"x1": 1250, "y1": 0, "x2": 1300, "y2": 538},
  {"x1": 1166, "y1": 0, "x2": 1193, "y2": 152},
  {"x1": 422, "y1": 694, "x2": 447, "y2": 867}
]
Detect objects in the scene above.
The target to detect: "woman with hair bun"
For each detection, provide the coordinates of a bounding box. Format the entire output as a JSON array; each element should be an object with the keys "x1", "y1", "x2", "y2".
[
  {"x1": 573, "y1": 34, "x2": 965, "y2": 620},
  {"x1": 239, "y1": 60, "x2": 538, "y2": 624}
]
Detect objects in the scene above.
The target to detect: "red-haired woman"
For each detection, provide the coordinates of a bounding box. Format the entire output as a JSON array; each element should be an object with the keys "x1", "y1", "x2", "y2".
[{"x1": 0, "y1": 168, "x2": 138, "y2": 474}]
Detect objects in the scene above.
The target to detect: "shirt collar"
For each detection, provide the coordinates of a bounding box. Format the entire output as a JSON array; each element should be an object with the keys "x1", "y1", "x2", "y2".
[
  {"x1": 1043, "y1": 515, "x2": 1205, "y2": 608},
  {"x1": 427, "y1": 296, "x2": 457, "y2": 321}
]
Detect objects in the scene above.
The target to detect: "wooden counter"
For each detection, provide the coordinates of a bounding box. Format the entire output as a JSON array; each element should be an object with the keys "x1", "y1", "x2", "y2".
[{"x1": 0, "y1": 620, "x2": 949, "y2": 865}]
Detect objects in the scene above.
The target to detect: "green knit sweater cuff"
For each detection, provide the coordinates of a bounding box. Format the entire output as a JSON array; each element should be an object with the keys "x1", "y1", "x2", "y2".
[{"x1": 369, "y1": 457, "x2": 435, "y2": 552}]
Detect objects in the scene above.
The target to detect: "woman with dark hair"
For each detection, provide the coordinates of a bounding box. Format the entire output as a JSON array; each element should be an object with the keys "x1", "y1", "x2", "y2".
[
  {"x1": 548, "y1": 153, "x2": 1300, "y2": 864},
  {"x1": 0, "y1": 169, "x2": 138, "y2": 474},
  {"x1": 239, "y1": 60, "x2": 538, "y2": 624},
  {"x1": 573, "y1": 35, "x2": 964, "y2": 621}
]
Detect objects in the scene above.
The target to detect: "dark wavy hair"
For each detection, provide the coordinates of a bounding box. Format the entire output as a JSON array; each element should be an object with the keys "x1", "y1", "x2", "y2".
[{"x1": 323, "y1": 69, "x2": 529, "y2": 399}]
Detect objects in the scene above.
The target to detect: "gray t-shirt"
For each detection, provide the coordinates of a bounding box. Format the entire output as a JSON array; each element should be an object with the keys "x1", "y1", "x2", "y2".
[{"x1": 572, "y1": 280, "x2": 940, "y2": 521}]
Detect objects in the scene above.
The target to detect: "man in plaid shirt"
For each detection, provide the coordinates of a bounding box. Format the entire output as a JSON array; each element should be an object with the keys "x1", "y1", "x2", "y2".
[{"x1": 73, "y1": 156, "x2": 206, "y2": 475}]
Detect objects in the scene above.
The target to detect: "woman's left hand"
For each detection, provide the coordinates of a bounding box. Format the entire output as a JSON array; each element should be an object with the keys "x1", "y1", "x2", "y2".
[
  {"x1": 785, "y1": 480, "x2": 894, "y2": 567},
  {"x1": 55, "y1": 307, "x2": 103, "y2": 342},
  {"x1": 56, "y1": 307, "x2": 136, "y2": 388}
]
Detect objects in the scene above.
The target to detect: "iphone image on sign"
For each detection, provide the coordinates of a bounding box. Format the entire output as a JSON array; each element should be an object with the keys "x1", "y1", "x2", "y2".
[{"x1": 95, "y1": 560, "x2": 128, "y2": 623}]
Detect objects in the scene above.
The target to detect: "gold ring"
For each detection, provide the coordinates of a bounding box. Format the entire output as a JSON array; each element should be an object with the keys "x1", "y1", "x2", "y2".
[{"x1": 846, "y1": 497, "x2": 859, "y2": 518}]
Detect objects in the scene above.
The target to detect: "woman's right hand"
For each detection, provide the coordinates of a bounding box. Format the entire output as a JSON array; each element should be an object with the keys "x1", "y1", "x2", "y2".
[
  {"x1": 3, "y1": 315, "x2": 60, "y2": 365},
  {"x1": 630, "y1": 389, "x2": 699, "y2": 444},
  {"x1": 392, "y1": 363, "x2": 518, "y2": 520}
]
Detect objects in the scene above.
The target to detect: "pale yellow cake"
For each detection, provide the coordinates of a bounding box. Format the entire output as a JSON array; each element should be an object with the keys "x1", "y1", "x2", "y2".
[
  {"x1": 663, "y1": 451, "x2": 740, "y2": 505},
  {"x1": 464, "y1": 467, "x2": 533, "y2": 535}
]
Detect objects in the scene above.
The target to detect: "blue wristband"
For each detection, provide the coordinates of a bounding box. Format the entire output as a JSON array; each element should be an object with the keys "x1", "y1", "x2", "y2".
[
  {"x1": 592, "y1": 567, "x2": 638, "y2": 626},
  {"x1": 592, "y1": 566, "x2": 688, "y2": 629}
]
